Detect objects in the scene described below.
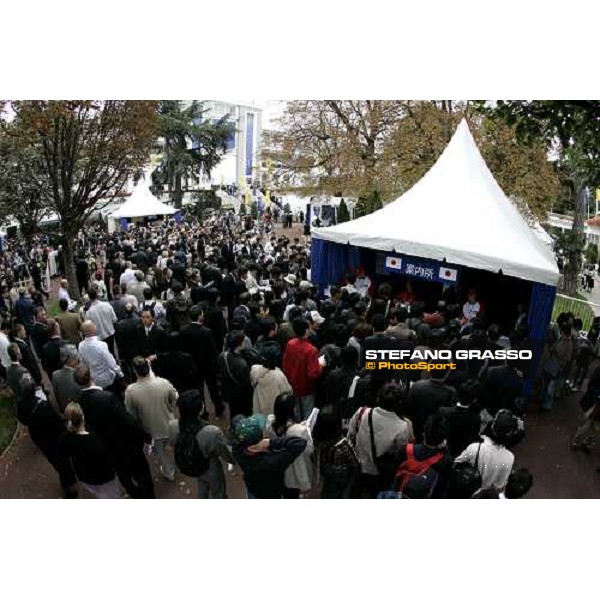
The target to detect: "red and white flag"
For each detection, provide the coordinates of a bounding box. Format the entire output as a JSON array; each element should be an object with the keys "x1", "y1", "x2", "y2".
[
  {"x1": 438, "y1": 266, "x2": 458, "y2": 282},
  {"x1": 385, "y1": 256, "x2": 402, "y2": 271}
]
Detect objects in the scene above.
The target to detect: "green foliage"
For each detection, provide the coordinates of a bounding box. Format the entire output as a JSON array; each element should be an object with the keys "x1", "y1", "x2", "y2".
[
  {"x1": 355, "y1": 189, "x2": 383, "y2": 218},
  {"x1": 337, "y1": 197, "x2": 350, "y2": 223},
  {"x1": 478, "y1": 101, "x2": 600, "y2": 293},
  {"x1": 0, "y1": 126, "x2": 51, "y2": 241},
  {"x1": 250, "y1": 200, "x2": 258, "y2": 220},
  {"x1": 585, "y1": 243, "x2": 598, "y2": 265},
  {"x1": 153, "y1": 101, "x2": 236, "y2": 208}
]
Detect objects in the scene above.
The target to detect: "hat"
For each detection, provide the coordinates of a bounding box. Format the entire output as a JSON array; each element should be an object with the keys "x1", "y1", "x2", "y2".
[
  {"x1": 310, "y1": 310, "x2": 325, "y2": 326},
  {"x1": 284, "y1": 274, "x2": 296, "y2": 285},
  {"x1": 299, "y1": 280, "x2": 312, "y2": 290},
  {"x1": 234, "y1": 416, "x2": 264, "y2": 446}
]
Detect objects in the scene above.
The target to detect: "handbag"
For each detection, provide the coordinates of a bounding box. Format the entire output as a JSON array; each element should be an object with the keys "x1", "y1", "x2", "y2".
[
  {"x1": 543, "y1": 354, "x2": 564, "y2": 379},
  {"x1": 368, "y1": 408, "x2": 400, "y2": 491}
]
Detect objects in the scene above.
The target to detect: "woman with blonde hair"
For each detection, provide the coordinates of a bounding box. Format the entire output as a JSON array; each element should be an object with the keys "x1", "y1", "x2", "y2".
[{"x1": 59, "y1": 402, "x2": 122, "y2": 499}]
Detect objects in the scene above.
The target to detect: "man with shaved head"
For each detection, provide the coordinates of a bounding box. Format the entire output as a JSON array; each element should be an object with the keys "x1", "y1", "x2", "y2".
[{"x1": 78, "y1": 320, "x2": 123, "y2": 392}]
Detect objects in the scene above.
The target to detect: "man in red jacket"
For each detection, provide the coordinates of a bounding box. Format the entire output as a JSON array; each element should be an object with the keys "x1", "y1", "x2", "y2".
[{"x1": 282, "y1": 318, "x2": 324, "y2": 420}]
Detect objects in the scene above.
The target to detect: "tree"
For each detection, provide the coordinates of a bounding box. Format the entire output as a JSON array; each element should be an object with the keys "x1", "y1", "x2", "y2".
[
  {"x1": 263, "y1": 101, "x2": 404, "y2": 201},
  {"x1": 477, "y1": 101, "x2": 600, "y2": 293},
  {"x1": 268, "y1": 101, "x2": 561, "y2": 220},
  {"x1": 0, "y1": 125, "x2": 52, "y2": 243},
  {"x1": 4, "y1": 101, "x2": 159, "y2": 298},
  {"x1": 153, "y1": 101, "x2": 235, "y2": 209},
  {"x1": 337, "y1": 197, "x2": 350, "y2": 223}
]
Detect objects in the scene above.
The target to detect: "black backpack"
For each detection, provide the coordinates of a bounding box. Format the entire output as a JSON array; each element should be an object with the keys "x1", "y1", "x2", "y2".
[{"x1": 174, "y1": 421, "x2": 210, "y2": 477}]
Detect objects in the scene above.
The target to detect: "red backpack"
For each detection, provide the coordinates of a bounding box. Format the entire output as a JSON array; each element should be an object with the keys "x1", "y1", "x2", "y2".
[{"x1": 395, "y1": 444, "x2": 443, "y2": 493}]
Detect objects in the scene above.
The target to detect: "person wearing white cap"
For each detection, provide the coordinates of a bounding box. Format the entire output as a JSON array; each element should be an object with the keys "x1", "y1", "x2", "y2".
[
  {"x1": 284, "y1": 273, "x2": 297, "y2": 287},
  {"x1": 308, "y1": 310, "x2": 325, "y2": 349}
]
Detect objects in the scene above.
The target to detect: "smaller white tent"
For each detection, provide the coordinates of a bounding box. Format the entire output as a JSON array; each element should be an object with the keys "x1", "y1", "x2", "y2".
[{"x1": 110, "y1": 178, "x2": 177, "y2": 219}]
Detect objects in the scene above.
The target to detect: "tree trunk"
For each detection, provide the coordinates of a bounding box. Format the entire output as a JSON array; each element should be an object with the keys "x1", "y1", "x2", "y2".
[
  {"x1": 563, "y1": 184, "x2": 587, "y2": 295},
  {"x1": 174, "y1": 173, "x2": 183, "y2": 209},
  {"x1": 62, "y1": 239, "x2": 80, "y2": 301}
]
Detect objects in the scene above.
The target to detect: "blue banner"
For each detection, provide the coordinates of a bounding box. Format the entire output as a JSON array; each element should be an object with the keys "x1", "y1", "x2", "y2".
[
  {"x1": 382, "y1": 253, "x2": 460, "y2": 285},
  {"x1": 119, "y1": 218, "x2": 129, "y2": 231}
]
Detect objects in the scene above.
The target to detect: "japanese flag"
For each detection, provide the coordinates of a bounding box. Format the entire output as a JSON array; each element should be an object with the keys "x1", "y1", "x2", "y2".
[
  {"x1": 438, "y1": 267, "x2": 457, "y2": 282},
  {"x1": 385, "y1": 256, "x2": 402, "y2": 270}
]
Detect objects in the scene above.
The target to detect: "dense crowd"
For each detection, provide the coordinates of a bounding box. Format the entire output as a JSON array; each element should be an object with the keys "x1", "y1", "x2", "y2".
[{"x1": 0, "y1": 209, "x2": 565, "y2": 500}]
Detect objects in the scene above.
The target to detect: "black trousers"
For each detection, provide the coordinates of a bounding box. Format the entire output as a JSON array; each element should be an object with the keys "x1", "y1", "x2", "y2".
[
  {"x1": 104, "y1": 335, "x2": 116, "y2": 358},
  {"x1": 115, "y1": 450, "x2": 155, "y2": 499},
  {"x1": 200, "y1": 371, "x2": 223, "y2": 415}
]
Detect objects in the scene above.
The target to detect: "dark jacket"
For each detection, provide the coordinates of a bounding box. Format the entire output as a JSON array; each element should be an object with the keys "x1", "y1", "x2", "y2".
[
  {"x1": 135, "y1": 323, "x2": 168, "y2": 358},
  {"x1": 14, "y1": 337, "x2": 42, "y2": 386},
  {"x1": 437, "y1": 404, "x2": 482, "y2": 457},
  {"x1": 115, "y1": 314, "x2": 141, "y2": 361},
  {"x1": 17, "y1": 395, "x2": 76, "y2": 489},
  {"x1": 30, "y1": 322, "x2": 49, "y2": 357},
  {"x1": 78, "y1": 387, "x2": 149, "y2": 457},
  {"x1": 7, "y1": 363, "x2": 29, "y2": 400},
  {"x1": 481, "y1": 365, "x2": 523, "y2": 415},
  {"x1": 179, "y1": 322, "x2": 219, "y2": 375},
  {"x1": 233, "y1": 437, "x2": 308, "y2": 498},
  {"x1": 218, "y1": 350, "x2": 253, "y2": 417},
  {"x1": 15, "y1": 296, "x2": 35, "y2": 327},
  {"x1": 41, "y1": 337, "x2": 65, "y2": 377},
  {"x1": 154, "y1": 350, "x2": 197, "y2": 392},
  {"x1": 406, "y1": 379, "x2": 456, "y2": 442}
]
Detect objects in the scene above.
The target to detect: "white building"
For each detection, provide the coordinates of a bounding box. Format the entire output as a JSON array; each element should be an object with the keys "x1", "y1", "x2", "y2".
[{"x1": 194, "y1": 100, "x2": 272, "y2": 187}]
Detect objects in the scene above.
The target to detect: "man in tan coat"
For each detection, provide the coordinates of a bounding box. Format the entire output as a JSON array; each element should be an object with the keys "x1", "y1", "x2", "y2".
[{"x1": 125, "y1": 356, "x2": 179, "y2": 481}]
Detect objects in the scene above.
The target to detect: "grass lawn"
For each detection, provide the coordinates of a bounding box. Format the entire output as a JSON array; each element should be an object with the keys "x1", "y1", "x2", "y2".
[
  {"x1": 0, "y1": 391, "x2": 17, "y2": 455},
  {"x1": 46, "y1": 299, "x2": 60, "y2": 318}
]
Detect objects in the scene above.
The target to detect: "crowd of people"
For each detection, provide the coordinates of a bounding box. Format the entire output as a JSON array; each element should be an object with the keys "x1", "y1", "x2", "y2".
[{"x1": 0, "y1": 210, "x2": 546, "y2": 499}]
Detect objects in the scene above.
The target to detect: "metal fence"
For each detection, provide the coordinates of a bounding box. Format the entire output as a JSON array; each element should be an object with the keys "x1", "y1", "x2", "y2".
[{"x1": 551, "y1": 293, "x2": 599, "y2": 331}]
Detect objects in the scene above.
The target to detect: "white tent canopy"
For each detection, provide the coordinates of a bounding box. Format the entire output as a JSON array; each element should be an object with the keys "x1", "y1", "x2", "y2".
[
  {"x1": 312, "y1": 119, "x2": 559, "y2": 287},
  {"x1": 110, "y1": 178, "x2": 177, "y2": 219}
]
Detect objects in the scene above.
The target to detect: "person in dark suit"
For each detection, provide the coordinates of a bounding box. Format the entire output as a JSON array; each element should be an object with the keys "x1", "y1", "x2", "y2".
[
  {"x1": 12, "y1": 323, "x2": 42, "y2": 386},
  {"x1": 74, "y1": 364, "x2": 155, "y2": 499},
  {"x1": 16, "y1": 373, "x2": 78, "y2": 498},
  {"x1": 30, "y1": 306, "x2": 49, "y2": 358},
  {"x1": 481, "y1": 359, "x2": 524, "y2": 416},
  {"x1": 41, "y1": 319, "x2": 65, "y2": 377},
  {"x1": 438, "y1": 389, "x2": 482, "y2": 457},
  {"x1": 114, "y1": 303, "x2": 141, "y2": 378},
  {"x1": 135, "y1": 308, "x2": 168, "y2": 361},
  {"x1": 6, "y1": 343, "x2": 29, "y2": 400},
  {"x1": 179, "y1": 305, "x2": 222, "y2": 415},
  {"x1": 405, "y1": 366, "x2": 456, "y2": 442},
  {"x1": 154, "y1": 332, "x2": 198, "y2": 394}
]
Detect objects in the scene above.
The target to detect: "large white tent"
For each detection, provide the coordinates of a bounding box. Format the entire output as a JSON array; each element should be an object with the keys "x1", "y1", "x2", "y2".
[
  {"x1": 312, "y1": 119, "x2": 559, "y2": 287},
  {"x1": 110, "y1": 178, "x2": 177, "y2": 220}
]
